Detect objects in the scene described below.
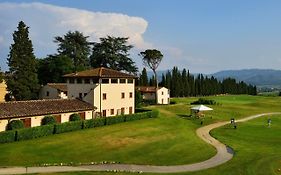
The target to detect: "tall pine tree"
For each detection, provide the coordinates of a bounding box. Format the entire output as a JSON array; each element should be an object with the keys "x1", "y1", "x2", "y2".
[
  {"x1": 6, "y1": 21, "x2": 39, "y2": 100},
  {"x1": 90, "y1": 36, "x2": 138, "y2": 73},
  {"x1": 55, "y1": 31, "x2": 91, "y2": 72}
]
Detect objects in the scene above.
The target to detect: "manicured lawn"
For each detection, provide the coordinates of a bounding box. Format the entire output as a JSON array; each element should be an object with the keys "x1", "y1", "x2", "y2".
[
  {"x1": 198, "y1": 114, "x2": 281, "y2": 175},
  {"x1": 3, "y1": 95, "x2": 281, "y2": 175},
  {"x1": 34, "y1": 111, "x2": 281, "y2": 175},
  {"x1": 0, "y1": 106, "x2": 215, "y2": 166}
]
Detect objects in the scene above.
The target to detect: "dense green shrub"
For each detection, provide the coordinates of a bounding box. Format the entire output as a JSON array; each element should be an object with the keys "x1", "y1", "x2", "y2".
[
  {"x1": 54, "y1": 121, "x2": 83, "y2": 134},
  {"x1": 6, "y1": 120, "x2": 24, "y2": 130},
  {"x1": 143, "y1": 99, "x2": 156, "y2": 105},
  {"x1": 93, "y1": 117, "x2": 106, "y2": 127},
  {"x1": 125, "y1": 112, "x2": 143, "y2": 121},
  {"x1": 125, "y1": 110, "x2": 159, "y2": 121},
  {"x1": 135, "y1": 90, "x2": 143, "y2": 108},
  {"x1": 150, "y1": 110, "x2": 159, "y2": 118},
  {"x1": 170, "y1": 101, "x2": 177, "y2": 104},
  {"x1": 106, "y1": 115, "x2": 126, "y2": 125},
  {"x1": 83, "y1": 119, "x2": 95, "y2": 129},
  {"x1": 0, "y1": 130, "x2": 16, "y2": 143},
  {"x1": 41, "y1": 115, "x2": 56, "y2": 125},
  {"x1": 69, "y1": 113, "x2": 81, "y2": 121},
  {"x1": 191, "y1": 98, "x2": 217, "y2": 105},
  {"x1": 0, "y1": 110, "x2": 159, "y2": 144},
  {"x1": 82, "y1": 117, "x2": 106, "y2": 129},
  {"x1": 16, "y1": 124, "x2": 54, "y2": 141},
  {"x1": 135, "y1": 108, "x2": 150, "y2": 113}
]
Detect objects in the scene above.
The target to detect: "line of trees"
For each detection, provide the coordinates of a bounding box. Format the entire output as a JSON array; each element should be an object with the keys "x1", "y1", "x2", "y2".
[
  {"x1": 5, "y1": 21, "x2": 256, "y2": 101},
  {"x1": 6, "y1": 21, "x2": 140, "y2": 100},
  {"x1": 138, "y1": 67, "x2": 257, "y2": 97}
]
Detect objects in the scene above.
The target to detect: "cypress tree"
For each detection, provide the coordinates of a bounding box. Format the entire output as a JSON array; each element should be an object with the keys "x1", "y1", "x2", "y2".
[
  {"x1": 6, "y1": 21, "x2": 39, "y2": 100},
  {"x1": 140, "y1": 68, "x2": 148, "y2": 86},
  {"x1": 166, "y1": 70, "x2": 172, "y2": 91}
]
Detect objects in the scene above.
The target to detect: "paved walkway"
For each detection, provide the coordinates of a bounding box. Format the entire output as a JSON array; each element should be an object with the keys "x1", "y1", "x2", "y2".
[{"x1": 0, "y1": 112, "x2": 280, "y2": 174}]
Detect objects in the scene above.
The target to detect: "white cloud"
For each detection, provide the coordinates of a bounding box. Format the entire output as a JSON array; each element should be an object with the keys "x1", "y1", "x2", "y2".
[{"x1": 0, "y1": 2, "x2": 151, "y2": 70}]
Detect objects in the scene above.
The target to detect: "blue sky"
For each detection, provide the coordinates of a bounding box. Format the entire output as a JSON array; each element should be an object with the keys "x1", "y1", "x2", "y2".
[{"x1": 1, "y1": 0, "x2": 281, "y2": 73}]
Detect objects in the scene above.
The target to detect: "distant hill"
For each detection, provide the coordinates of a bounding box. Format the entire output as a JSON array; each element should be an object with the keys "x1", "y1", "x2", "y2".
[{"x1": 211, "y1": 69, "x2": 281, "y2": 86}]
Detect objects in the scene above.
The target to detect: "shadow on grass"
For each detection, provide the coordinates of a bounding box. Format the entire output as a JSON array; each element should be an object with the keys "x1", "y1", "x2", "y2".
[{"x1": 177, "y1": 114, "x2": 193, "y2": 119}]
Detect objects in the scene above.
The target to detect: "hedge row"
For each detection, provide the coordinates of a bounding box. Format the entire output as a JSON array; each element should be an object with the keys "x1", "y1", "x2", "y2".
[
  {"x1": 54, "y1": 121, "x2": 83, "y2": 134},
  {"x1": 0, "y1": 130, "x2": 15, "y2": 143},
  {"x1": 0, "y1": 110, "x2": 159, "y2": 144},
  {"x1": 17, "y1": 124, "x2": 54, "y2": 141}
]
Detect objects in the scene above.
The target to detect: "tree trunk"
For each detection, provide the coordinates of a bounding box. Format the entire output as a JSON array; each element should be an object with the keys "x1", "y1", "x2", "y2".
[{"x1": 153, "y1": 69, "x2": 158, "y2": 104}]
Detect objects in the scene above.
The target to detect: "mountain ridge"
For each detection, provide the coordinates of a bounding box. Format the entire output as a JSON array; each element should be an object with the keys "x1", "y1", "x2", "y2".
[{"x1": 211, "y1": 68, "x2": 281, "y2": 86}]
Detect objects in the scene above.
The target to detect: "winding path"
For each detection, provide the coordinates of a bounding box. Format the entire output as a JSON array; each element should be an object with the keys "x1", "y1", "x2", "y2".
[{"x1": 0, "y1": 112, "x2": 280, "y2": 174}]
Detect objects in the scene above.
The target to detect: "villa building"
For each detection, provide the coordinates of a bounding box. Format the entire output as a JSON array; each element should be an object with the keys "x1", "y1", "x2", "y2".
[
  {"x1": 0, "y1": 80, "x2": 7, "y2": 102},
  {"x1": 0, "y1": 99, "x2": 94, "y2": 132},
  {"x1": 63, "y1": 67, "x2": 136, "y2": 117},
  {"x1": 136, "y1": 86, "x2": 170, "y2": 104}
]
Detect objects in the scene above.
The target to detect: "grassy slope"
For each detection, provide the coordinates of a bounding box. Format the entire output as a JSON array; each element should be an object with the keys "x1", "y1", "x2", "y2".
[
  {"x1": 3, "y1": 95, "x2": 281, "y2": 175},
  {"x1": 34, "y1": 96, "x2": 281, "y2": 175},
  {"x1": 0, "y1": 106, "x2": 215, "y2": 166}
]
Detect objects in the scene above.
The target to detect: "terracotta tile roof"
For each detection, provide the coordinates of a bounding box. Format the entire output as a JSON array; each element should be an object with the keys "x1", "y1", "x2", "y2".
[
  {"x1": 47, "y1": 83, "x2": 67, "y2": 92},
  {"x1": 136, "y1": 86, "x2": 168, "y2": 93},
  {"x1": 0, "y1": 99, "x2": 94, "y2": 119},
  {"x1": 63, "y1": 67, "x2": 137, "y2": 78},
  {"x1": 136, "y1": 86, "x2": 158, "y2": 93}
]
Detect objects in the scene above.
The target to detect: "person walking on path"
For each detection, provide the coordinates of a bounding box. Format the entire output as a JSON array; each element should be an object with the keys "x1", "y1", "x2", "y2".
[{"x1": 267, "y1": 118, "x2": 272, "y2": 127}]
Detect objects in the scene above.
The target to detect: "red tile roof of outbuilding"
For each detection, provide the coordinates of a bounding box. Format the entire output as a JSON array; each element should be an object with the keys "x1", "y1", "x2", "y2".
[{"x1": 0, "y1": 99, "x2": 94, "y2": 119}]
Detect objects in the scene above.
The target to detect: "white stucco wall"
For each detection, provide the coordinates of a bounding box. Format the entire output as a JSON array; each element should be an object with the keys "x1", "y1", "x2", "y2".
[
  {"x1": 67, "y1": 78, "x2": 97, "y2": 105},
  {"x1": 0, "y1": 120, "x2": 8, "y2": 132},
  {"x1": 0, "y1": 81, "x2": 7, "y2": 102},
  {"x1": 0, "y1": 110, "x2": 93, "y2": 132},
  {"x1": 157, "y1": 87, "x2": 170, "y2": 104},
  {"x1": 39, "y1": 85, "x2": 66, "y2": 99},
  {"x1": 94, "y1": 79, "x2": 135, "y2": 117},
  {"x1": 67, "y1": 78, "x2": 135, "y2": 117}
]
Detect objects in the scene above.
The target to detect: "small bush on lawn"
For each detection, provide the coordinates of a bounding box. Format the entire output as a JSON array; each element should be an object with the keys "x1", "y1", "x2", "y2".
[
  {"x1": 54, "y1": 121, "x2": 83, "y2": 134},
  {"x1": 6, "y1": 120, "x2": 24, "y2": 130},
  {"x1": 0, "y1": 130, "x2": 16, "y2": 143},
  {"x1": 41, "y1": 115, "x2": 56, "y2": 125},
  {"x1": 69, "y1": 113, "x2": 81, "y2": 121},
  {"x1": 150, "y1": 110, "x2": 159, "y2": 118},
  {"x1": 106, "y1": 115, "x2": 126, "y2": 125},
  {"x1": 16, "y1": 124, "x2": 54, "y2": 141},
  {"x1": 191, "y1": 98, "x2": 217, "y2": 105}
]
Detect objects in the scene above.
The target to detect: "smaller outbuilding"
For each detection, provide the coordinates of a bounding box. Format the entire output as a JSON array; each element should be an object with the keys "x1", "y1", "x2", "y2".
[
  {"x1": 0, "y1": 80, "x2": 7, "y2": 102},
  {"x1": 136, "y1": 86, "x2": 170, "y2": 104},
  {"x1": 0, "y1": 99, "x2": 94, "y2": 132},
  {"x1": 39, "y1": 83, "x2": 68, "y2": 99}
]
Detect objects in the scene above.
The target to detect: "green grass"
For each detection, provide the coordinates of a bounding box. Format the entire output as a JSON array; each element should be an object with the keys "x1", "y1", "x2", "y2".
[
  {"x1": 3, "y1": 95, "x2": 281, "y2": 175},
  {"x1": 0, "y1": 107, "x2": 215, "y2": 166},
  {"x1": 33, "y1": 108, "x2": 281, "y2": 175}
]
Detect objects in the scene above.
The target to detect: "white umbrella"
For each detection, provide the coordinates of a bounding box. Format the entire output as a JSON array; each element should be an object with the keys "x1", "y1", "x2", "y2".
[{"x1": 191, "y1": 105, "x2": 213, "y2": 111}]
